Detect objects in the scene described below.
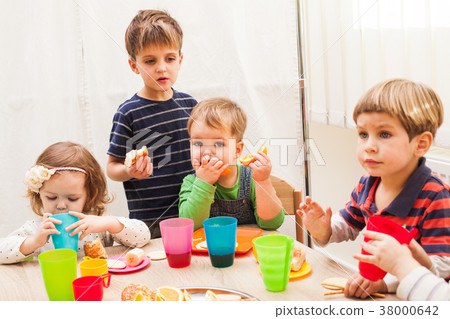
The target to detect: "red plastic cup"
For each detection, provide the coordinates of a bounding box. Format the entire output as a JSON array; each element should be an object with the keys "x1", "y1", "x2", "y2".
[
  {"x1": 359, "y1": 215, "x2": 417, "y2": 281},
  {"x1": 72, "y1": 274, "x2": 111, "y2": 301}
]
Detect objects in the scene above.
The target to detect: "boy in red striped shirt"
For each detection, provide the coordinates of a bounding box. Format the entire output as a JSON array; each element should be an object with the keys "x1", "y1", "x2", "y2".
[{"x1": 298, "y1": 79, "x2": 450, "y2": 298}]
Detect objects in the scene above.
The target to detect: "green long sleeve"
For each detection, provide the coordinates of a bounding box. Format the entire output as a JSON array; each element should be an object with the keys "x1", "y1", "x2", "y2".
[
  {"x1": 178, "y1": 170, "x2": 285, "y2": 231},
  {"x1": 178, "y1": 175, "x2": 216, "y2": 230}
]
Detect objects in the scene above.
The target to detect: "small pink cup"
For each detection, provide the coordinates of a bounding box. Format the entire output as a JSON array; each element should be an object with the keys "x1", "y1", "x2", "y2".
[
  {"x1": 359, "y1": 215, "x2": 417, "y2": 281},
  {"x1": 160, "y1": 218, "x2": 194, "y2": 268}
]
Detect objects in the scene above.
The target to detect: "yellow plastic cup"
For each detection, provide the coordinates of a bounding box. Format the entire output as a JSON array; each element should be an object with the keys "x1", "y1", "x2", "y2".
[
  {"x1": 79, "y1": 257, "x2": 108, "y2": 279},
  {"x1": 38, "y1": 249, "x2": 77, "y2": 301},
  {"x1": 254, "y1": 234, "x2": 294, "y2": 292}
]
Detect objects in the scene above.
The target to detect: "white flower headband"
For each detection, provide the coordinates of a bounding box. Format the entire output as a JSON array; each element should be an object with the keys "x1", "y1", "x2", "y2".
[{"x1": 25, "y1": 165, "x2": 87, "y2": 193}]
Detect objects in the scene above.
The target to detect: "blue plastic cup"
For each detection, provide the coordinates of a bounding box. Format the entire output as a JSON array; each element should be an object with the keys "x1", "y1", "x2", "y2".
[
  {"x1": 51, "y1": 213, "x2": 79, "y2": 252},
  {"x1": 203, "y1": 217, "x2": 237, "y2": 268}
]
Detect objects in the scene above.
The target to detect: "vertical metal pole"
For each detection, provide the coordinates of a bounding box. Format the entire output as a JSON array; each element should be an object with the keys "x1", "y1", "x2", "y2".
[{"x1": 296, "y1": 0, "x2": 313, "y2": 247}]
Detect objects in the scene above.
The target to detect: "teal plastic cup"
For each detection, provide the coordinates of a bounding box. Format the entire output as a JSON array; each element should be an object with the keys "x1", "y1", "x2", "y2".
[
  {"x1": 38, "y1": 249, "x2": 77, "y2": 301},
  {"x1": 203, "y1": 217, "x2": 237, "y2": 268},
  {"x1": 51, "y1": 213, "x2": 79, "y2": 251},
  {"x1": 254, "y1": 234, "x2": 294, "y2": 292}
]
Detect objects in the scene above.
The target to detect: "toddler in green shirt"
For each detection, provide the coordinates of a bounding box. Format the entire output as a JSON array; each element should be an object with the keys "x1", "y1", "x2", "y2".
[{"x1": 178, "y1": 97, "x2": 285, "y2": 230}]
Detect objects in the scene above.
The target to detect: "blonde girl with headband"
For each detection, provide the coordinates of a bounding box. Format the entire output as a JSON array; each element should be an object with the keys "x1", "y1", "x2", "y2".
[{"x1": 0, "y1": 142, "x2": 150, "y2": 264}]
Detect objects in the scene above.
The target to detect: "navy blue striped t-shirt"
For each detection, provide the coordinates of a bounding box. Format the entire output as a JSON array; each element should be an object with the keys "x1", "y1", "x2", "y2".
[{"x1": 107, "y1": 90, "x2": 196, "y2": 220}]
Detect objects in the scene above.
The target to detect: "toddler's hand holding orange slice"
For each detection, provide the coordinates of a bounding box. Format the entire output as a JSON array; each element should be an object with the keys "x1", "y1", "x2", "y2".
[{"x1": 239, "y1": 146, "x2": 267, "y2": 167}]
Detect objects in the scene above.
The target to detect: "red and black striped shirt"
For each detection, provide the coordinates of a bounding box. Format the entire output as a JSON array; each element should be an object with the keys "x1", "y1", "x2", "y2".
[{"x1": 340, "y1": 157, "x2": 450, "y2": 257}]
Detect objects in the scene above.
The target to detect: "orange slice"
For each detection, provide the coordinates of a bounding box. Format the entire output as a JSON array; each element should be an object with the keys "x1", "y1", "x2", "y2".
[
  {"x1": 239, "y1": 146, "x2": 267, "y2": 167},
  {"x1": 239, "y1": 154, "x2": 254, "y2": 167},
  {"x1": 183, "y1": 289, "x2": 192, "y2": 301},
  {"x1": 156, "y1": 286, "x2": 184, "y2": 301},
  {"x1": 155, "y1": 292, "x2": 166, "y2": 301},
  {"x1": 132, "y1": 291, "x2": 150, "y2": 301},
  {"x1": 205, "y1": 289, "x2": 219, "y2": 301},
  {"x1": 221, "y1": 167, "x2": 232, "y2": 175},
  {"x1": 259, "y1": 145, "x2": 268, "y2": 155}
]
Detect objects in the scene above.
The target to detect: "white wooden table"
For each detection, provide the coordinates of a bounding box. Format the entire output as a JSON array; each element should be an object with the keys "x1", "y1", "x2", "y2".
[{"x1": 0, "y1": 230, "x2": 400, "y2": 301}]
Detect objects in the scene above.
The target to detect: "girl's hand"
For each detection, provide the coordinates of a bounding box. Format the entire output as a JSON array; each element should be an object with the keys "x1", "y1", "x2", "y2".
[
  {"x1": 127, "y1": 155, "x2": 153, "y2": 179},
  {"x1": 194, "y1": 155, "x2": 229, "y2": 185},
  {"x1": 19, "y1": 213, "x2": 62, "y2": 256},
  {"x1": 344, "y1": 272, "x2": 387, "y2": 299},
  {"x1": 65, "y1": 212, "x2": 122, "y2": 241},
  {"x1": 249, "y1": 151, "x2": 271, "y2": 182},
  {"x1": 32, "y1": 213, "x2": 62, "y2": 248},
  {"x1": 296, "y1": 196, "x2": 332, "y2": 242}
]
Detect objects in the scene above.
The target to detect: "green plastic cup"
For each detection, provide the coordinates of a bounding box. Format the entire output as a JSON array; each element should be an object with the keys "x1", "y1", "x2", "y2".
[
  {"x1": 254, "y1": 234, "x2": 294, "y2": 292},
  {"x1": 38, "y1": 249, "x2": 77, "y2": 301}
]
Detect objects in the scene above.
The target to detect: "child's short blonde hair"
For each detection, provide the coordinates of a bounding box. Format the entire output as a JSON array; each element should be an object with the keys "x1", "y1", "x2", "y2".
[
  {"x1": 187, "y1": 98, "x2": 247, "y2": 142},
  {"x1": 353, "y1": 78, "x2": 443, "y2": 140},
  {"x1": 125, "y1": 10, "x2": 183, "y2": 60},
  {"x1": 27, "y1": 142, "x2": 112, "y2": 216}
]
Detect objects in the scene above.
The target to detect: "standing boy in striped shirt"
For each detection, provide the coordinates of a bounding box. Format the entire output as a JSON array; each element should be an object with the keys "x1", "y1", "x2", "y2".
[
  {"x1": 107, "y1": 10, "x2": 196, "y2": 238},
  {"x1": 298, "y1": 79, "x2": 450, "y2": 298}
]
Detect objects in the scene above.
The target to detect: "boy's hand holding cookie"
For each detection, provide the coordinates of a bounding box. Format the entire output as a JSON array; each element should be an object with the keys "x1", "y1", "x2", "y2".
[
  {"x1": 124, "y1": 146, "x2": 153, "y2": 179},
  {"x1": 297, "y1": 196, "x2": 332, "y2": 242},
  {"x1": 126, "y1": 155, "x2": 153, "y2": 179},
  {"x1": 193, "y1": 155, "x2": 229, "y2": 185}
]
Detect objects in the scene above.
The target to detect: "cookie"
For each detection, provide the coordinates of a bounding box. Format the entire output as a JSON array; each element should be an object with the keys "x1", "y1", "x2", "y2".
[
  {"x1": 196, "y1": 240, "x2": 208, "y2": 250},
  {"x1": 196, "y1": 241, "x2": 238, "y2": 250},
  {"x1": 148, "y1": 250, "x2": 167, "y2": 261},
  {"x1": 321, "y1": 277, "x2": 348, "y2": 290},
  {"x1": 106, "y1": 259, "x2": 127, "y2": 269}
]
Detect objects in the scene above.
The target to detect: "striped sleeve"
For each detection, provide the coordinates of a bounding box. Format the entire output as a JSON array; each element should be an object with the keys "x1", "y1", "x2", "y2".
[
  {"x1": 339, "y1": 177, "x2": 367, "y2": 230},
  {"x1": 108, "y1": 110, "x2": 133, "y2": 159},
  {"x1": 420, "y1": 185, "x2": 450, "y2": 257}
]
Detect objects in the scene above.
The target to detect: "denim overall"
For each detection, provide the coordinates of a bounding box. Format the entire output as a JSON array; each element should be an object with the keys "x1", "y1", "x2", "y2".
[{"x1": 209, "y1": 165, "x2": 256, "y2": 225}]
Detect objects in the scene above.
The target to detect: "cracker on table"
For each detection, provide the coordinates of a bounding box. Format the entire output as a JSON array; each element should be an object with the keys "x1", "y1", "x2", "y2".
[
  {"x1": 196, "y1": 240, "x2": 208, "y2": 250},
  {"x1": 195, "y1": 240, "x2": 238, "y2": 250},
  {"x1": 321, "y1": 277, "x2": 348, "y2": 290},
  {"x1": 147, "y1": 250, "x2": 166, "y2": 261},
  {"x1": 106, "y1": 259, "x2": 127, "y2": 269}
]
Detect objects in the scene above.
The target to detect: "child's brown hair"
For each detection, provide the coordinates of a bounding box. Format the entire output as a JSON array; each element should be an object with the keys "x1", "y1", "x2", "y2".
[
  {"x1": 353, "y1": 78, "x2": 444, "y2": 140},
  {"x1": 27, "y1": 142, "x2": 112, "y2": 216},
  {"x1": 125, "y1": 10, "x2": 183, "y2": 60},
  {"x1": 187, "y1": 97, "x2": 247, "y2": 142}
]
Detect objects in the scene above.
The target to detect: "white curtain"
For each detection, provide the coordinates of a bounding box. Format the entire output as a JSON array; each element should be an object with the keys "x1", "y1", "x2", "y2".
[
  {"x1": 301, "y1": 0, "x2": 450, "y2": 148},
  {"x1": 0, "y1": 0, "x2": 302, "y2": 235}
]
